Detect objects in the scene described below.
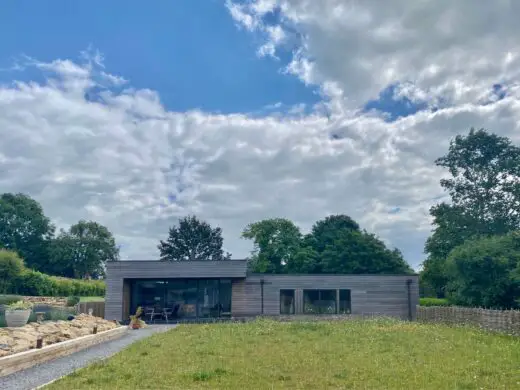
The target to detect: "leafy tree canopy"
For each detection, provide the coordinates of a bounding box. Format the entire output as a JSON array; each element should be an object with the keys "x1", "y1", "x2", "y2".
[
  {"x1": 49, "y1": 220, "x2": 120, "y2": 278},
  {"x1": 306, "y1": 215, "x2": 413, "y2": 275},
  {"x1": 159, "y1": 215, "x2": 231, "y2": 261},
  {"x1": 0, "y1": 193, "x2": 54, "y2": 272},
  {"x1": 423, "y1": 128, "x2": 520, "y2": 296},
  {"x1": 445, "y1": 232, "x2": 520, "y2": 309},
  {"x1": 242, "y1": 218, "x2": 302, "y2": 273},
  {"x1": 243, "y1": 215, "x2": 413, "y2": 275}
]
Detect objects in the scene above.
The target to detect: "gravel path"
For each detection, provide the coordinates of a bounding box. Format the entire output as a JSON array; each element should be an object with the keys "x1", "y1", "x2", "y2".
[{"x1": 1, "y1": 325, "x2": 176, "y2": 390}]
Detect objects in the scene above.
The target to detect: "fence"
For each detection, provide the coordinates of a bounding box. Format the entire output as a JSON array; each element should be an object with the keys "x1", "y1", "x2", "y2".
[
  {"x1": 76, "y1": 302, "x2": 105, "y2": 318},
  {"x1": 417, "y1": 306, "x2": 520, "y2": 335}
]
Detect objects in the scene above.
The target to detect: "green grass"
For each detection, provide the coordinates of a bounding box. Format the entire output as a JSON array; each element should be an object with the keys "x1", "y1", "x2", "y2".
[
  {"x1": 47, "y1": 319, "x2": 520, "y2": 390},
  {"x1": 420, "y1": 297, "x2": 452, "y2": 307},
  {"x1": 79, "y1": 296, "x2": 105, "y2": 302}
]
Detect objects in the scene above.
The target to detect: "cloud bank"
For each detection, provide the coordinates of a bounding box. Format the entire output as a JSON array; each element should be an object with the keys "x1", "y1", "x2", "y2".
[{"x1": 2, "y1": 2, "x2": 520, "y2": 267}]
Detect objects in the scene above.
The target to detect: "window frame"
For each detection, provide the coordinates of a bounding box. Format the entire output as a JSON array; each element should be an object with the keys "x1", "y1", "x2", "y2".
[{"x1": 303, "y1": 289, "x2": 338, "y2": 315}]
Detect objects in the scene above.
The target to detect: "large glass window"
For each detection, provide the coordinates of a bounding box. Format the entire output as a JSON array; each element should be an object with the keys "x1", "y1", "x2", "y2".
[
  {"x1": 339, "y1": 289, "x2": 351, "y2": 314},
  {"x1": 198, "y1": 279, "x2": 219, "y2": 318},
  {"x1": 165, "y1": 279, "x2": 198, "y2": 318},
  {"x1": 303, "y1": 289, "x2": 337, "y2": 314},
  {"x1": 130, "y1": 279, "x2": 233, "y2": 320},
  {"x1": 219, "y1": 279, "x2": 232, "y2": 316},
  {"x1": 280, "y1": 290, "x2": 295, "y2": 314}
]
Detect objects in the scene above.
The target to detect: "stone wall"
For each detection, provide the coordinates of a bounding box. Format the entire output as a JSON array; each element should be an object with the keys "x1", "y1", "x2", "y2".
[
  {"x1": 0, "y1": 314, "x2": 119, "y2": 358},
  {"x1": 417, "y1": 306, "x2": 520, "y2": 335}
]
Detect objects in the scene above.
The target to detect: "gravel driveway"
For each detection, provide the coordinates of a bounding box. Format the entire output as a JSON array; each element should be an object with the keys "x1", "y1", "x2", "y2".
[{"x1": 1, "y1": 325, "x2": 175, "y2": 390}]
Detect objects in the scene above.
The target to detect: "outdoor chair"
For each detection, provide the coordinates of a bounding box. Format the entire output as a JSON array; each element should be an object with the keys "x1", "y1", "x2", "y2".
[
  {"x1": 144, "y1": 306, "x2": 163, "y2": 323},
  {"x1": 162, "y1": 308, "x2": 173, "y2": 323}
]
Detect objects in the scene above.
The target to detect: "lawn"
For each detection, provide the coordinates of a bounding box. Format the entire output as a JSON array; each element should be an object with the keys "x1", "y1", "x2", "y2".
[{"x1": 47, "y1": 319, "x2": 519, "y2": 390}]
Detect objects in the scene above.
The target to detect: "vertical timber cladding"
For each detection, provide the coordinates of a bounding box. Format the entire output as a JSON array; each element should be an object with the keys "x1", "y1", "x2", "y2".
[{"x1": 232, "y1": 274, "x2": 419, "y2": 319}]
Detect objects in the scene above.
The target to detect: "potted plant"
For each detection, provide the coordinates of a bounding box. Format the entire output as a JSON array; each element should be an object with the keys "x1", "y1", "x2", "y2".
[
  {"x1": 5, "y1": 300, "x2": 33, "y2": 327},
  {"x1": 129, "y1": 306, "x2": 146, "y2": 330}
]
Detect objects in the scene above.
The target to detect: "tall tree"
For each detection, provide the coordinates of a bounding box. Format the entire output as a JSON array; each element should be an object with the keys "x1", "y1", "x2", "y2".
[
  {"x1": 0, "y1": 193, "x2": 54, "y2": 272},
  {"x1": 309, "y1": 215, "x2": 413, "y2": 274},
  {"x1": 242, "y1": 218, "x2": 302, "y2": 273},
  {"x1": 49, "y1": 220, "x2": 119, "y2": 278},
  {"x1": 158, "y1": 215, "x2": 231, "y2": 261},
  {"x1": 423, "y1": 128, "x2": 520, "y2": 295}
]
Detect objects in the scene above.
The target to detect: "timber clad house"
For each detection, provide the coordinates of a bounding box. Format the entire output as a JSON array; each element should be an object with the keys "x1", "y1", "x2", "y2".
[{"x1": 105, "y1": 260, "x2": 419, "y2": 323}]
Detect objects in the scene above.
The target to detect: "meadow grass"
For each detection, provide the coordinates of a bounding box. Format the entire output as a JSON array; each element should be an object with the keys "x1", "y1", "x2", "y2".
[{"x1": 47, "y1": 318, "x2": 520, "y2": 390}]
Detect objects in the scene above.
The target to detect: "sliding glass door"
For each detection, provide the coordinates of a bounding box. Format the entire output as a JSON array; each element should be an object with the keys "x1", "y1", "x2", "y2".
[{"x1": 130, "y1": 278, "x2": 232, "y2": 320}]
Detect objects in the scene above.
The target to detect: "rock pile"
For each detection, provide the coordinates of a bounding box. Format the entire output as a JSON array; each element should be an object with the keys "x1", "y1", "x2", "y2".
[{"x1": 0, "y1": 314, "x2": 119, "y2": 358}]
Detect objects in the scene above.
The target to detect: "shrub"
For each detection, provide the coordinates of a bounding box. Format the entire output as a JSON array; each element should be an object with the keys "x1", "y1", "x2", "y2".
[
  {"x1": 420, "y1": 297, "x2": 451, "y2": 307},
  {"x1": 6, "y1": 300, "x2": 33, "y2": 310},
  {"x1": 0, "y1": 294, "x2": 23, "y2": 305},
  {"x1": 66, "y1": 296, "x2": 80, "y2": 306},
  {"x1": 0, "y1": 250, "x2": 25, "y2": 293},
  {"x1": 11, "y1": 270, "x2": 105, "y2": 297}
]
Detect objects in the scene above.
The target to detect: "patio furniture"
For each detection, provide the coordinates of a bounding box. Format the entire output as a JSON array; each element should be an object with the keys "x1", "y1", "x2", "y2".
[
  {"x1": 162, "y1": 308, "x2": 173, "y2": 323},
  {"x1": 144, "y1": 306, "x2": 163, "y2": 323}
]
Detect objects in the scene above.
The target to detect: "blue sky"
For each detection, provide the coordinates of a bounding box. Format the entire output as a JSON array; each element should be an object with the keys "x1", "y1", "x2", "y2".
[
  {"x1": 0, "y1": 0, "x2": 321, "y2": 114},
  {"x1": 0, "y1": 0, "x2": 430, "y2": 119}
]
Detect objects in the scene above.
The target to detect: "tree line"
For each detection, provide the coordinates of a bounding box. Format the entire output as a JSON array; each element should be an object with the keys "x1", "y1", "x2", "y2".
[
  {"x1": 159, "y1": 214, "x2": 413, "y2": 275},
  {"x1": 159, "y1": 128, "x2": 520, "y2": 309},
  {"x1": 0, "y1": 193, "x2": 119, "y2": 279},
  {"x1": 3, "y1": 128, "x2": 519, "y2": 308}
]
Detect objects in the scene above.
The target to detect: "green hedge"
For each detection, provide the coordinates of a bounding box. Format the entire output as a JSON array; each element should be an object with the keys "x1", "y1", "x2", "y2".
[
  {"x1": 11, "y1": 270, "x2": 105, "y2": 297},
  {"x1": 419, "y1": 297, "x2": 452, "y2": 307}
]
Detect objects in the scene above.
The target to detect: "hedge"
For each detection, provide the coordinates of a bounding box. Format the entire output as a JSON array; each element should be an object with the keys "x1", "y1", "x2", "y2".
[
  {"x1": 419, "y1": 297, "x2": 452, "y2": 307},
  {"x1": 10, "y1": 270, "x2": 105, "y2": 297}
]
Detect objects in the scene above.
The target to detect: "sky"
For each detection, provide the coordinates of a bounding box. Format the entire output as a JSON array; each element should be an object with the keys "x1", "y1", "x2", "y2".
[{"x1": 1, "y1": 0, "x2": 520, "y2": 269}]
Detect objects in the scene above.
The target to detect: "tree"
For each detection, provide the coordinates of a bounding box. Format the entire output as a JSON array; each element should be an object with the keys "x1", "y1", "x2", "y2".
[
  {"x1": 286, "y1": 234, "x2": 319, "y2": 274},
  {"x1": 158, "y1": 215, "x2": 231, "y2": 261},
  {"x1": 0, "y1": 249, "x2": 25, "y2": 293},
  {"x1": 242, "y1": 218, "x2": 302, "y2": 273},
  {"x1": 423, "y1": 128, "x2": 520, "y2": 295},
  {"x1": 309, "y1": 215, "x2": 413, "y2": 274},
  {"x1": 49, "y1": 220, "x2": 119, "y2": 278},
  {"x1": 0, "y1": 193, "x2": 54, "y2": 272},
  {"x1": 444, "y1": 232, "x2": 520, "y2": 309}
]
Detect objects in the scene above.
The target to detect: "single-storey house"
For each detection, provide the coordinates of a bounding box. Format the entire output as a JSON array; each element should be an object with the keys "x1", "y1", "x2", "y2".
[{"x1": 105, "y1": 260, "x2": 419, "y2": 322}]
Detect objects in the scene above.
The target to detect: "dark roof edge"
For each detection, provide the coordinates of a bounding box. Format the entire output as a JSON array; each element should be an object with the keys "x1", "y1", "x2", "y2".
[
  {"x1": 108, "y1": 259, "x2": 247, "y2": 263},
  {"x1": 247, "y1": 272, "x2": 419, "y2": 277}
]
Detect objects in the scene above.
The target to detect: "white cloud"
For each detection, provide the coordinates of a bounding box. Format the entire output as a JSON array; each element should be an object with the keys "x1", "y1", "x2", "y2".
[{"x1": 1, "y1": 1, "x2": 520, "y2": 269}]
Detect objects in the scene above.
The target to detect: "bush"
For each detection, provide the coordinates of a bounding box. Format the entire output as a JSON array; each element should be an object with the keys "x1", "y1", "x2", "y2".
[
  {"x1": 445, "y1": 233, "x2": 520, "y2": 309},
  {"x1": 6, "y1": 300, "x2": 33, "y2": 310},
  {"x1": 0, "y1": 250, "x2": 25, "y2": 293},
  {"x1": 10, "y1": 270, "x2": 105, "y2": 297},
  {"x1": 66, "y1": 296, "x2": 80, "y2": 306},
  {"x1": 419, "y1": 297, "x2": 452, "y2": 307}
]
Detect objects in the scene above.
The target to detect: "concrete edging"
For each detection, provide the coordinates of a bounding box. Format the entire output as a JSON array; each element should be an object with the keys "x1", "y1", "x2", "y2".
[{"x1": 0, "y1": 326, "x2": 128, "y2": 377}]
